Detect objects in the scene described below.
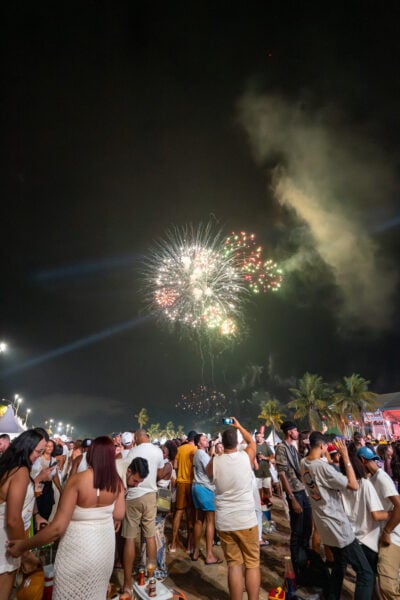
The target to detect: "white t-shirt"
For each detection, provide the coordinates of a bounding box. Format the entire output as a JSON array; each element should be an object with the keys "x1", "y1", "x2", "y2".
[
  {"x1": 125, "y1": 443, "x2": 164, "y2": 500},
  {"x1": 213, "y1": 450, "x2": 257, "y2": 532},
  {"x1": 342, "y1": 477, "x2": 384, "y2": 552},
  {"x1": 370, "y1": 467, "x2": 400, "y2": 547},
  {"x1": 301, "y1": 458, "x2": 354, "y2": 548}
]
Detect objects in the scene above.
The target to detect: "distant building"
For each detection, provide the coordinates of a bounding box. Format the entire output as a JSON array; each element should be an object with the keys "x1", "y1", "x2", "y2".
[{"x1": 364, "y1": 392, "x2": 400, "y2": 439}]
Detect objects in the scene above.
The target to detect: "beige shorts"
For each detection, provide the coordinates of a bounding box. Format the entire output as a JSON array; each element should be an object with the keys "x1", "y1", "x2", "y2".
[
  {"x1": 122, "y1": 492, "x2": 157, "y2": 539},
  {"x1": 256, "y1": 477, "x2": 272, "y2": 490},
  {"x1": 218, "y1": 525, "x2": 260, "y2": 568}
]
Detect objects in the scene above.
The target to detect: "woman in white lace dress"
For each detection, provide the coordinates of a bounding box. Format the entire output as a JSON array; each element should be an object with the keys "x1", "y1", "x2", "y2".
[
  {"x1": 0, "y1": 429, "x2": 47, "y2": 600},
  {"x1": 8, "y1": 436, "x2": 125, "y2": 600}
]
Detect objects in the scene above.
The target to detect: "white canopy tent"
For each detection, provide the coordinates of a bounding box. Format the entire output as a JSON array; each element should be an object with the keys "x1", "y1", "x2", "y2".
[
  {"x1": 265, "y1": 429, "x2": 282, "y2": 447},
  {"x1": 0, "y1": 405, "x2": 25, "y2": 436}
]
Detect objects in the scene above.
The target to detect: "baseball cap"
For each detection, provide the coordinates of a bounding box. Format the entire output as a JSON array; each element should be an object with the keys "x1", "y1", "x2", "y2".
[
  {"x1": 121, "y1": 432, "x2": 133, "y2": 446},
  {"x1": 357, "y1": 446, "x2": 380, "y2": 461},
  {"x1": 281, "y1": 421, "x2": 297, "y2": 434},
  {"x1": 111, "y1": 432, "x2": 120, "y2": 439},
  {"x1": 327, "y1": 444, "x2": 338, "y2": 455}
]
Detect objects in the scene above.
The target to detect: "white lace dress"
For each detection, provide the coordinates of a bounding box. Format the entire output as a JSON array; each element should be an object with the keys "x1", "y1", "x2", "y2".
[{"x1": 53, "y1": 501, "x2": 115, "y2": 600}]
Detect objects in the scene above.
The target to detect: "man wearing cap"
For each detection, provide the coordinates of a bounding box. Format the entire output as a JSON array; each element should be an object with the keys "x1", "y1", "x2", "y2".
[
  {"x1": 121, "y1": 431, "x2": 134, "y2": 458},
  {"x1": 275, "y1": 421, "x2": 312, "y2": 584},
  {"x1": 302, "y1": 432, "x2": 374, "y2": 599},
  {"x1": 169, "y1": 430, "x2": 197, "y2": 553},
  {"x1": 358, "y1": 445, "x2": 400, "y2": 599}
]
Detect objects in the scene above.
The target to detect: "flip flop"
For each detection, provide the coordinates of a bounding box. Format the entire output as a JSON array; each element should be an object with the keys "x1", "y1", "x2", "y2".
[
  {"x1": 204, "y1": 559, "x2": 223, "y2": 565},
  {"x1": 168, "y1": 545, "x2": 177, "y2": 553}
]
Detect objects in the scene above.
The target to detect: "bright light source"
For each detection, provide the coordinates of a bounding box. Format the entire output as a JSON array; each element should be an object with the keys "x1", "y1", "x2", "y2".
[{"x1": 0, "y1": 342, "x2": 7, "y2": 353}]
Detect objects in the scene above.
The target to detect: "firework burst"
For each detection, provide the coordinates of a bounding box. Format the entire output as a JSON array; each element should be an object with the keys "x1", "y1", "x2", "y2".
[
  {"x1": 144, "y1": 224, "x2": 248, "y2": 336},
  {"x1": 176, "y1": 384, "x2": 228, "y2": 418},
  {"x1": 224, "y1": 230, "x2": 283, "y2": 294}
]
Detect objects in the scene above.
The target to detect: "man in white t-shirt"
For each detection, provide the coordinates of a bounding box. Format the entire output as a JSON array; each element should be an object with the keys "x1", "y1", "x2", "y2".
[
  {"x1": 358, "y1": 445, "x2": 400, "y2": 599},
  {"x1": 121, "y1": 429, "x2": 167, "y2": 595},
  {"x1": 206, "y1": 417, "x2": 259, "y2": 600},
  {"x1": 301, "y1": 432, "x2": 374, "y2": 600}
]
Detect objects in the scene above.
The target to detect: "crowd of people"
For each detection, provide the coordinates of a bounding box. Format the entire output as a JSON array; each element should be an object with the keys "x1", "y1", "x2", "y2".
[{"x1": 1, "y1": 420, "x2": 400, "y2": 599}]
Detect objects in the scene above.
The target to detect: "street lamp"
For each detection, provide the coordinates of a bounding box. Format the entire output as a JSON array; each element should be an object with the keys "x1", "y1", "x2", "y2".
[
  {"x1": 25, "y1": 408, "x2": 31, "y2": 427},
  {"x1": 15, "y1": 397, "x2": 23, "y2": 417},
  {"x1": 0, "y1": 342, "x2": 7, "y2": 353}
]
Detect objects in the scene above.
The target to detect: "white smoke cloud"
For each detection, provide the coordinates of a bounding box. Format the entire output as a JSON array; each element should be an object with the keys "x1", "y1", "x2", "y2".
[{"x1": 238, "y1": 92, "x2": 398, "y2": 331}]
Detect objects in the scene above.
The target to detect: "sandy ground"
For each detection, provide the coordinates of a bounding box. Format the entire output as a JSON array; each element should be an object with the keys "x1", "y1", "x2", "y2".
[
  {"x1": 111, "y1": 496, "x2": 355, "y2": 599},
  {"x1": 12, "y1": 495, "x2": 356, "y2": 599}
]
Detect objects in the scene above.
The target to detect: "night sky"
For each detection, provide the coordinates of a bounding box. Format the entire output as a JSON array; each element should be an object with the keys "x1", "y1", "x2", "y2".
[{"x1": 1, "y1": 2, "x2": 400, "y2": 436}]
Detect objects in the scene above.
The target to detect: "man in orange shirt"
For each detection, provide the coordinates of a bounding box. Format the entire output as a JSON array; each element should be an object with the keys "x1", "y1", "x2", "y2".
[{"x1": 169, "y1": 430, "x2": 197, "y2": 553}]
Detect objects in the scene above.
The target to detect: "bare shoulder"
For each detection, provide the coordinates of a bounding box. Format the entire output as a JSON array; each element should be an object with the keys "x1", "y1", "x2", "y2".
[
  {"x1": 0, "y1": 466, "x2": 29, "y2": 502},
  {"x1": 10, "y1": 465, "x2": 30, "y2": 485}
]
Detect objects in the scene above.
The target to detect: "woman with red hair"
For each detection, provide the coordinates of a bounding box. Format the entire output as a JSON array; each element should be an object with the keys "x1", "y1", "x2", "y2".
[{"x1": 8, "y1": 436, "x2": 125, "y2": 600}]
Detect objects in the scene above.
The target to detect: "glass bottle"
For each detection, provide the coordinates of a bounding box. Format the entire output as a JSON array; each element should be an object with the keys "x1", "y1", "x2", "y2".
[{"x1": 284, "y1": 555, "x2": 296, "y2": 599}]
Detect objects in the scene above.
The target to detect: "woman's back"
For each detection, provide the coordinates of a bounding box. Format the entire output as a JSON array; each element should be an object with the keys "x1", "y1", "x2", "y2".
[{"x1": 71, "y1": 468, "x2": 120, "y2": 509}]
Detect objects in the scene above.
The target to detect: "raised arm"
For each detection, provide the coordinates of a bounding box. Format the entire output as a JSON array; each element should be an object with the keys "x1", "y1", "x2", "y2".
[
  {"x1": 231, "y1": 417, "x2": 256, "y2": 463},
  {"x1": 335, "y1": 439, "x2": 358, "y2": 491}
]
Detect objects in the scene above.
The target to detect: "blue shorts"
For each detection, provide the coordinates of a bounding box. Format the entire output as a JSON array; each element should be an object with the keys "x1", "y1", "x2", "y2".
[{"x1": 192, "y1": 483, "x2": 215, "y2": 511}]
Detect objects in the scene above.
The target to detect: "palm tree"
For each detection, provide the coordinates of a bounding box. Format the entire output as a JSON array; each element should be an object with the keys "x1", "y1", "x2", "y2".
[
  {"x1": 332, "y1": 374, "x2": 378, "y2": 436},
  {"x1": 164, "y1": 421, "x2": 175, "y2": 439},
  {"x1": 147, "y1": 422, "x2": 161, "y2": 441},
  {"x1": 288, "y1": 372, "x2": 332, "y2": 431},
  {"x1": 135, "y1": 407, "x2": 149, "y2": 429},
  {"x1": 257, "y1": 393, "x2": 285, "y2": 433},
  {"x1": 174, "y1": 424, "x2": 184, "y2": 438}
]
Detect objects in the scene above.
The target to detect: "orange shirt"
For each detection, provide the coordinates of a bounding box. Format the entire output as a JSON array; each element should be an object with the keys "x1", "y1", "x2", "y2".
[{"x1": 176, "y1": 443, "x2": 196, "y2": 483}]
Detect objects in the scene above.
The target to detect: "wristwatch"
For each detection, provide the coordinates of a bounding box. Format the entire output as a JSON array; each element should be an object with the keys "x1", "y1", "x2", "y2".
[{"x1": 288, "y1": 494, "x2": 294, "y2": 500}]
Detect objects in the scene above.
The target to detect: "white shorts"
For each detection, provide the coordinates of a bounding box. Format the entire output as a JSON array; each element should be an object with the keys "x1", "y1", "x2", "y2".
[
  {"x1": 269, "y1": 463, "x2": 279, "y2": 483},
  {"x1": 256, "y1": 477, "x2": 271, "y2": 490}
]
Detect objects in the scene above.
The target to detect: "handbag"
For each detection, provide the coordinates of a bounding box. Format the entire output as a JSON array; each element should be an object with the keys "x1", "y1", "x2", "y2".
[{"x1": 157, "y1": 486, "x2": 172, "y2": 513}]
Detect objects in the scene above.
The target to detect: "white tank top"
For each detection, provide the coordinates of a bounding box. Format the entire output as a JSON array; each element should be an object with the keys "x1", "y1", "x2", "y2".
[{"x1": 213, "y1": 450, "x2": 257, "y2": 531}]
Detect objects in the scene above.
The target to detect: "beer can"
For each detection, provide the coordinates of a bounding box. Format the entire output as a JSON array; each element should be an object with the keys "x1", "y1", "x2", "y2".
[
  {"x1": 148, "y1": 578, "x2": 157, "y2": 597},
  {"x1": 137, "y1": 567, "x2": 145, "y2": 586}
]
